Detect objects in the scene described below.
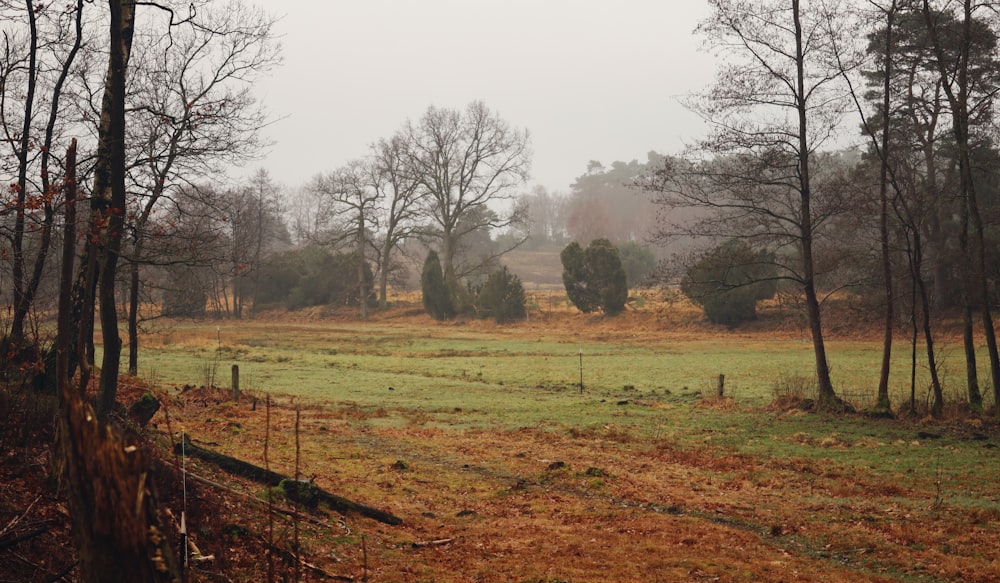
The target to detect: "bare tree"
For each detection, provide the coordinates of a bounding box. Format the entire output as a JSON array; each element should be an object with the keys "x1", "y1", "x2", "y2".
[
  {"x1": 404, "y1": 101, "x2": 531, "y2": 279},
  {"x1": 641, "y1": 0, "x2": 853, "y2": 408},
  {"x1": 839, "y1": 2, "x2": 956, "y2": 415},
  {"x1": 288, "y1": 182, "x2": 327, "y2": 244},
  {"x1": 518, "y1": 185, "x2": 569, "y2": 248},
  {"x1": 829, "y1": 0, "x2": 900, "y2": 413},
  {"x1": 154, "y1": 183, "x2": 230, "y2": 316},
  {"x1": 0, "y1": 1, "x2": 84, "y2": 345},
  {"x1": 55, "y1": 3, "x2": 182, "y2": 580},
  {"x1": 310, "y1": 160, "x2": 378, "y2": 317},
  {"x1": 84, "y1": 0, "x2": 135, "y2": 418},
  {"x1": 245, "y1": 169, "x2": 285, "y2": 318},
  {"x1": 921, "y1": 0, "x2": 1000, "y2": 419},
  {"x1": 368, "y1": 133, "x2": 424, "y2": 308},
  {"x1": 211, "y1": 177, "x2": 285, "y2": 319},
  {"x1": 123, "y1": 0, "x2": 278, "y2": 368},
  {"x1": 859, "y1": 3, "x2": 999, "y2": 414}
]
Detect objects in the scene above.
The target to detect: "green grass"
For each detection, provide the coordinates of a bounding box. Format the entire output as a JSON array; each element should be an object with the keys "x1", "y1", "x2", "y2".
[
  {"x1": 131, "y1": 320, "x2": 988, "y2": 411},
  {"x1": 121, "y1": 319, "x2": 1000, "y2": 514}
]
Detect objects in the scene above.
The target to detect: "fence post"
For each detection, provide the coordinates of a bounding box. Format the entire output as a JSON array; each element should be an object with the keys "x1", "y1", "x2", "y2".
[{"x1": 232, "y1": 364, "x2": 240, "y2": 400}]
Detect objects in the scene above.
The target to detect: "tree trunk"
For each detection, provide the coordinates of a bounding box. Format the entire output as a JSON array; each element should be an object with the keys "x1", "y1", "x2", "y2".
[
  {"x1": 379, "y1": 242, "x2": 391, "y2": 309},
  {"x1": 93, "y1": 0, "x2": 135, "y2": 418},
  {"x1": 793, "y1": 0, "x2": 836, "y2": 406},
  {"x1": 955, "y1": 126, "x2": 978, "y2": 414},
  {"x1": 60, "y1": 394, "x2": 182, "y2": 583},
  {"x1": 908, "y1": 246, "x2": 918, "y2": 413},
  {"x1": 57, "y1": 139, "x2": 78, "y2": 408},
  {"x1": 954, "y1": 3, "x2": 1000, "y2": 420},
  {"x1": 128, "y1": 254, "x2": 141, "y2": 376},
  {"x1": 358, "y1": 217, "x2": 368, "y2": 318},
  {"x1": 9, "y1": 0, "x2": 38, "y2": 345},
  {"x1": 912, "y1": 232, "x2": 944, "y2": 413},
  {"x1": 58, "y1": 141, "x2": 181, "y2": 583},
  {"x1": 875, "y1": 3, "x2": 896, "y2": 413},
  {"x1": 923, "y1": 0, "x2": 998, "y2": 418}
]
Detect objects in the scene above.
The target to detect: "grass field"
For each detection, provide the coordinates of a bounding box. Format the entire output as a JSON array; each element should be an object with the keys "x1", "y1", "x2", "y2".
[
  {"x1": 133, "y1": 314, "x2": 985, "y2": 415},
  {"x1": 122, "y1": 296, "x2": 1000, "y2": 582}
]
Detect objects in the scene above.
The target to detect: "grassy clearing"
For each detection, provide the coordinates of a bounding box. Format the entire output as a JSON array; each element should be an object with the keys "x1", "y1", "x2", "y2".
[
  {"x1": 115, "y1": 304, "x2": 1000, "y2": 581},
  {"x1": 129, "y1": 316, "x2": 999, "y2": 498},
  {"x1": 132, "y1": 318, "x2": 989, "y2": 411}
]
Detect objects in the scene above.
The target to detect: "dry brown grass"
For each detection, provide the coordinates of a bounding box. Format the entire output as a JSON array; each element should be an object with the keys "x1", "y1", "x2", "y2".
[
  {"x1": 13, "y1": 290, "x2": 980, "y2": 582},
  {"x1": 118, "y1": 384, "x2": 997, "y2": 583}
]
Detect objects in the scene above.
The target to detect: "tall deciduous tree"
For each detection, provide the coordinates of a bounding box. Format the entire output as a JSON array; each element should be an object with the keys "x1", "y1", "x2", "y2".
[
  {"x1": 57, "y1": 5, "x2": 181, "y2": 580},
  {"x1": 642, "y1": 0, "x2": 852, "y2": 408},
  {"x1": 871, "y1": 0, "x2": 898, "y2": 415},
  {"x1": 404, "y1": 101, "x2": 530, "y2": 279},
  {"x1": 0, "y1": 1, "x2": 84, "y2": 346},
  {"x1": 88, "y1": 0, "x2": 135, "y2": 418},
  {"x1": 921, "y1": 0, "x2": 1000, "y2": 419},
  {"x1": 311, "y1": 160, "x2": 379, "y2": 318},
  {"x1": 368, "y1": 133, "x2": 424, "y2": 309},
  {"x1": 831, "y1": 0, "x2": 901, "y2": 414},
  {"x1": 123, "y1": 1, "x2": 278, "y2": 368}
]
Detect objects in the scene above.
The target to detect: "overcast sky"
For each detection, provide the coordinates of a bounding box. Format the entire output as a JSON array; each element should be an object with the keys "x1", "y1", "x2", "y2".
[{"x1": 248, "y1": 1, "x2": 716, "y2": 192}]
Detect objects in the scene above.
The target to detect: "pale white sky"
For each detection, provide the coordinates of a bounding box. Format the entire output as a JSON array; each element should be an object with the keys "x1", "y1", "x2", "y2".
[{"x1": 248, "y1": 1, "x2": 716, "y2": 192}]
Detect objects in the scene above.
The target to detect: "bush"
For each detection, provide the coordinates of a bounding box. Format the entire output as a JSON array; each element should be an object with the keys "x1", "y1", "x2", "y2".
[
  {"x1": 770, "y1": 374, "x2": 820, "y2": 411},
  {"x1": 256, "y1": 246, "x2": 373, "y2": 310},
  {"x1": 561, "y1": 238, "x2": 628, "y2": 315},
  {"x1": 476, "y1": 266, "x2": 526, "y2": 323},
  {"x1": 421, "y1": 250, "x2": 454, "y2": 320},
  {"x1": 561, "y1": 242, "x2": 599, "y2": 313},
  {"x1": 445, "y1": 264, "x2": 476, "y2": 317},
  {"x1": 680, "y1": 239, "x2": 777, "y2": 327},
  {"x1": 617, "y1": 241, "x2": 657, "y2": 288}
]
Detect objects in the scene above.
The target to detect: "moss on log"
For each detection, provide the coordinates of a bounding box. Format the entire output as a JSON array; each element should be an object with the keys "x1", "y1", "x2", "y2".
[{"x1": 175, "y1": 434, "x2": 402, "y2": 525}]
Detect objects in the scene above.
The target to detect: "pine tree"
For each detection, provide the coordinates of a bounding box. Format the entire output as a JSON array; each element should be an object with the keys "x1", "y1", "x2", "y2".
[
  {"x1": 561, "y1": 239, "x2": 628, "y2": 315},
  {"x1": 476, "y1": 266, "x2": 527, "y2": 323},
  {"x1": 421, "y1": 250, "x2": 454, "y2": 320}
]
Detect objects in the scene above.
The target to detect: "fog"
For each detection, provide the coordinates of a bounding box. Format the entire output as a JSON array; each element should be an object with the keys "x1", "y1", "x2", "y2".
[{"x1": 248, "y1": 0, "x2": 716, "y2": 191}]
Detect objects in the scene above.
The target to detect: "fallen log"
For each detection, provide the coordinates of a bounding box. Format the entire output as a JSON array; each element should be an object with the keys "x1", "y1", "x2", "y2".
[
  {"x1": 175, "y1": 434, "x2": 402, "y2": 525},
  {"x1": 155, "y1": 457, "x2": 351, "y2": 533},
  {"x1": 411, "y1": 538, "x2": 454, "y2": 548},
  {"x1": 0, "y1": 525, "x2": 50, "y2": 551}
]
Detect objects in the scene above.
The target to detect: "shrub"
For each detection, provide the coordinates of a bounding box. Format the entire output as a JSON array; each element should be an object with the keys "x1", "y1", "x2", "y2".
[
  {"x1": 771, "y1": 373, "x2": 816, "y2": 409},
  {"x1": 680, "y1": 239, "x2": 777, "y2": 327},
  {"x1": 617, "y1": 241, "x2": 657, "y2": 288},
  {"x1": 561, "y1": 238, "x2": 628, "y2": 315},
  {"x1": 421, "y1": 250, "x2": 454, "y2": 320},
  {"x1": 445, "y1": 264, "x2": 476, "y2": 317},
  {"x1": 561, "y1": 241, "x2": 599, "y2": 313},
  {"x1": 476, "y1": 266, "x2": 526, "y2": 323},
  {"x1": 256, "y1": 246, "x2": 373, "y2": 310}
]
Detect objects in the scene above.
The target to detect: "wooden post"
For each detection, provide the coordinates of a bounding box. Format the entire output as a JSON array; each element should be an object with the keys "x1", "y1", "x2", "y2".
[
  {"x1": 231, "y1": 364, "x2": 240, "y2": 400},
  {"x1": 579, "y1": 349, "x2": 584, "y2": 394},
  {"x1": 717, "y1": 374, "x2": 725, "y2": 398}
]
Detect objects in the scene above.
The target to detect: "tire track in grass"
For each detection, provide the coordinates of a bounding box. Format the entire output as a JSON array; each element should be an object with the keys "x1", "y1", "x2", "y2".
[{"x1": 343, "y1": 424, "x2": 914, "y2": 582}]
